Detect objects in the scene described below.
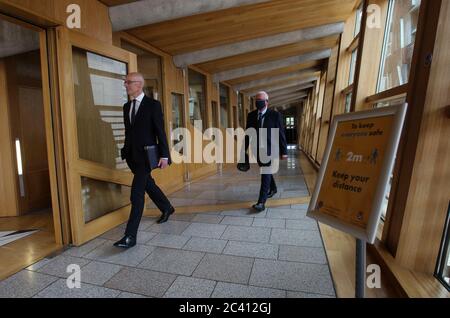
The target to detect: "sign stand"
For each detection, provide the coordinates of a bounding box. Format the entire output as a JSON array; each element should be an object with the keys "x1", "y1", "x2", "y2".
[
  {"x1": 355, "y1": 239, "x2": 366, "y2": 298},
  {"x1": 306, "y1": 104, "x2": 407, "y2": 300}
]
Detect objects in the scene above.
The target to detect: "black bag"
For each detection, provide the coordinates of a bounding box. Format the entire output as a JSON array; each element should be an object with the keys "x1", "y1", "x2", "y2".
[{"x1": 144, "y1": 145, "x2": 160, "y2": 170}]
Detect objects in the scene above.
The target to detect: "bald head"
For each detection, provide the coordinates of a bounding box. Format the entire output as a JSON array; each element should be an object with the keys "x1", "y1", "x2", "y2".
[{"x1": 125, "y1": 72, "x2": 145, "y2": 98}]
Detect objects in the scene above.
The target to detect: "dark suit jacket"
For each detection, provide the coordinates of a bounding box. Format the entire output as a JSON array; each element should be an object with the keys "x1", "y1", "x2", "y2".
[
  {"x1": 245, "y1": 108, "x2": 288, "y2": 167},
  {"x1": 121, "y1": 95, "x2": 171, "y2": 168}
]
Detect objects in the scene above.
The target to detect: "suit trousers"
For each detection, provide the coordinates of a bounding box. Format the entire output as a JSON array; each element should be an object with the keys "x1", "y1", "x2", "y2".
[
  {"x1": 125, "y1": 164, "x2": 172, "y2": 238},
  {"x1": 258, "y1": 174, "x2": 277, "y2": 204}
]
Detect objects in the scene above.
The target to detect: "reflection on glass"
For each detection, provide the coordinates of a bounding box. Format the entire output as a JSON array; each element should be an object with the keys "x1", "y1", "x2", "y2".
[
  {"x1": 81, "y1": 177, "x2": 131, "y2": 223},
  {"x1": 349, "y1": 49, "x2": 358, "y2": 85},
  {"x1": 171, "y1": 93, "x2": 184, "y2": 151},
  {"x1": 121, "y1": 41, "x2": 164, "y2": 103},
  {"x1": 344, "y1": 92, "x2": 353, "y2": 113},
  {"x1": 374, "y1": 96, "x2": 406, "y2": 108},
  {"x1": 377, "y1": 0, "x2": 421, "y2": 92},
  {"x1": 72, "y1": 47, "x2": 128, "y2": 170},
  {"x1": 380, "y1": 175, "x2": 393, "y2": 221},
  {"x1": 188, "y1": 69, "x2": 207, "y2": 130},
  {"x1": 354, "y1": 3, "x2": 363, "y2": 37},
  {"x1": 220, "y1": 84, "x2": 229, "y2": 128}
]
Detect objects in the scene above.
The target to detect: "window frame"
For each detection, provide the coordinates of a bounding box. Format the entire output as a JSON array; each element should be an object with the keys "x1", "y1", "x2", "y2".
[{"x1": 435, "y1": 203, "x2": 450, "y2": 292}]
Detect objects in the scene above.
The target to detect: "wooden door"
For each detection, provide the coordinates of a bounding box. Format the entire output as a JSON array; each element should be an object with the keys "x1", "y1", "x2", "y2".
[{"x1": 56, "y1": 28, "x2": 137, "y2": 245}]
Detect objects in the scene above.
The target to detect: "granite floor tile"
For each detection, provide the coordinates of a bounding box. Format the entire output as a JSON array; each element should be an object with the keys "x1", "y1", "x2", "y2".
[
  {"x1": 104, "y1": 267, "x2": 176, "y2": 298},
  {"x1": 192, "y1": 254, "x2": 254, "y2": 284},
  {"x1": 164, "y1": 276, "x2": 216, "y2": 298},
  {"x1": 138, "y1": 247, "x2": 204, "y2": 276}
]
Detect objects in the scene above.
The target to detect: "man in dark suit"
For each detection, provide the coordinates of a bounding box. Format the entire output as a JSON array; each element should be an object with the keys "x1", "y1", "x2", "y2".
[
  {"x1": 114, "y1": 72, "x2": 174, "y2": 249},
  {"x1": 245, "y1": 91, "x2": 288, "y2": 212}
]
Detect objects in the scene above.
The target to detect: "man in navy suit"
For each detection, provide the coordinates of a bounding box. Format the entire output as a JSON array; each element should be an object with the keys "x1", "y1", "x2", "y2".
[
  {"x1": 114, "y1": 72, "x2": 174, "y2": 248},
  {"x1": 245, "y1": 91, "x2": 288, "y2": 212}
]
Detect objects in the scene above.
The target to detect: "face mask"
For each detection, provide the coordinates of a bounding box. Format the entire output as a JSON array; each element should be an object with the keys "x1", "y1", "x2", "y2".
[{"x1": 256, "y1": 100, "x2": 266, "y2": 110}]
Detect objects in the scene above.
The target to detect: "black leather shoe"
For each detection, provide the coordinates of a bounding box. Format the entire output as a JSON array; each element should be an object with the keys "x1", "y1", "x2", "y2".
[
  {"x1": 157, "y1": 206, "x2": 175, "y2": 224},
  {"x1": 267, "y1": 189, "x2": 278, "y2": 199},
  {"x1": 252, "y1": 203, "x2": 266, "y2": 213},
  {"x1": 113, "y1": 235, "x2": 136, "y2": 249}
]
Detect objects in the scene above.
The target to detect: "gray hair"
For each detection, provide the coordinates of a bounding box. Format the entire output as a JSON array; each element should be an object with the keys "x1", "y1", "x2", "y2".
[{"x1": 256, "y1": 91, "x2": 269, "y2": 100}]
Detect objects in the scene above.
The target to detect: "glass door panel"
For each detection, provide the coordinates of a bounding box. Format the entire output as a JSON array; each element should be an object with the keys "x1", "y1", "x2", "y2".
[{"x1": 57, "y1": 28, "x2": 137, "y2": 245}]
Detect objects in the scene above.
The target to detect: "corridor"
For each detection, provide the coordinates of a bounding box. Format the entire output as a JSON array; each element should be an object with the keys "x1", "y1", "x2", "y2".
[
  {"x1": 0, "y1": 0, "x2": 448, "y2": 300},
  {"x1": 0, "y1": 149, "x2": 335, "y2": 298}
]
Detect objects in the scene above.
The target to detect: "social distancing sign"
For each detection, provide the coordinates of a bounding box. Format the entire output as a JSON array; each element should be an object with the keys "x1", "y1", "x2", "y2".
[{"x1": 307, "y1": 104, "x2": 407, "y2": 243}]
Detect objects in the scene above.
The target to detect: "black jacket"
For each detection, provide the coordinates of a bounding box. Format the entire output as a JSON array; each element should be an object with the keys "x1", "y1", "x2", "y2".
[
  {"x1": 121, "y1": 95, "x2": 171, "y2": 165},
  {"x1": 245, "y1": 108, "x2": 288, "y2": 167}
]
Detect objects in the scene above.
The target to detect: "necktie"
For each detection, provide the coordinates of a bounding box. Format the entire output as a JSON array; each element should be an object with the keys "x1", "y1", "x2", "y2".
[
  {"x1": 258, "y1": 112, "x2": 264, "y2": 128},
  {"x1": 131, "y1": 99, "x2": 137, "y2": 125}
]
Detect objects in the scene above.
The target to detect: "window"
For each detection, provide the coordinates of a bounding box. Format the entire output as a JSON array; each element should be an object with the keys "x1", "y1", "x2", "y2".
[
  {"x1": 354, "y1": 2, "x2": 364, "y2": 37},
  {"x1": 121, "y1": 41, "x2": 164, "y2": 103},
  {"x1": 344, "y1": 92, "x2": 353, "y2": 113},
  {"x1": 72, "y1": 47, "x2": 128, "y2": 170},
  {"x1": 220, "y1": 84, "x2": 230, "y2": 128},
  {"x1": 238, "y1": 93, "x2": 245, "y2": 128},
  {"x1": 171, "y1": 93, "x2": 184, "y2": 149},
  {"x1": 436, "y1": 204, "x2": 450, "y2": 291},
  {"x1": 286, "y1": 117, "x2": 295, "y2": 129},
  {"x1": 82, "y1": 177, "x2": 131, "y2": 223},
  {"x1": 373, "y1": 95, "x2": 406, "y2": 108},
  {"x1": 377, "y1": 0, "x2": 421, "y2": 92},
  {"x1": 188, "y1": 69, "x2": 207, "y2": 131},
  {"x1": 349, "y1": 49, "x2": 358, "y2": 85}
]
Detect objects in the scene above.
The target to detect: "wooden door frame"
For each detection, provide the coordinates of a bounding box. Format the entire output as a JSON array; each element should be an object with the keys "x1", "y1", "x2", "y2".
[
  {"x1": 0, "y1": 13, "x2": 64, "y2": 246},
  {"x1": 56, "y1": 27, "x2": 137, "y2": 245}
]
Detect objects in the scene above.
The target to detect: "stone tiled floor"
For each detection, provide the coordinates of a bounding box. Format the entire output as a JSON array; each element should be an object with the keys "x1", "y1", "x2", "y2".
[
  {"x1": 149, "y1": 151, "x2": 309, "y2": 209},
  {"x1": 0, "y1": 150, "x2": 336, "y2": 298},
  {"x1": 0, "y1": 204, "x2": 336, "y2": 298}
]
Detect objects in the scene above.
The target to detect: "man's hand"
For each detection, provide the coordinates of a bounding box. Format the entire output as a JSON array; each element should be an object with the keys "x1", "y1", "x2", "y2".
[
  {"x1": 159, "y1": 158, "x2": 169, "y2": 169},
  {"x1": 281, "y1": 155, "x2": 288, "y2": 160}
]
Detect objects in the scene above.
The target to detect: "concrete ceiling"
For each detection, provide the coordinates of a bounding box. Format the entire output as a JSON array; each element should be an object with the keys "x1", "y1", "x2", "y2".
[
  {"x1": 104, "y1": 0, "x2": 357, "y2": 104},
  {"x1": 108, "y1": 0, "x2": 269, "y2": 31}
]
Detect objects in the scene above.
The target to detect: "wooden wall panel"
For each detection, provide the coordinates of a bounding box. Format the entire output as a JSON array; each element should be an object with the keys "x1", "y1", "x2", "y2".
[
  {"x1": 0, "y1": 0, "x2": 112, "y2": 43},
  {"x1": 312, "y1": 71, "x2": 327, "y2": 161},
  {"x1": 316, "y1": 43, "x2": 339, "y2": 163},
  {"x1": 395, "y1": 0, "x2": 450, "y2": 272},
  {"x1": 331, "y1": 15, "x2": 356, "y2": 117},
  {"x1": 353, "y1": 0, "x2": 388, "y2": 111}
]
